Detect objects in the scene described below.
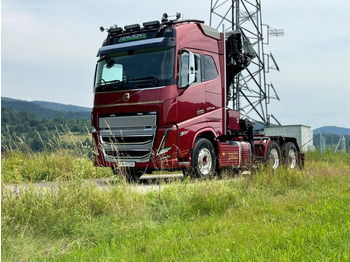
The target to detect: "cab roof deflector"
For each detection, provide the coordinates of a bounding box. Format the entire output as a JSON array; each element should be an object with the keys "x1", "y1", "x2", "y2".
[{"x1": 199, "y1": 24, "x2": 221, "y2": 40}]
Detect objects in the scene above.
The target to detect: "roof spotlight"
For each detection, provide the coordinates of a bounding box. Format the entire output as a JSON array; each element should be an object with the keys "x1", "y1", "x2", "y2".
[
  {"x1": 100, "y1": 24, "x2": 122, "y2": 33},
  {"x1": 162, "y1": 13, "x2": 168, "y2": 22},
  {"x1": 162, "y1": 12, "x2": 181, "y2": 23},
  {"x1": 108, "y1": 24, "x2": 123, "y2": 33}
]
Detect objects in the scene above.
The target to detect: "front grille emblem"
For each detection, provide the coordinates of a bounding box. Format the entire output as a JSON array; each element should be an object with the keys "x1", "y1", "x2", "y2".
[{"x1": 123, "y1": 93, "x2": 130, "y2": 101}]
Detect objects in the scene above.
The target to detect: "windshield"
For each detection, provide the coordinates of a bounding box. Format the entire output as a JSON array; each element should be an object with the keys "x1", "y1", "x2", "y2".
[{"x1": 94, "y1": 46, "x2": 175, "y2": 92}]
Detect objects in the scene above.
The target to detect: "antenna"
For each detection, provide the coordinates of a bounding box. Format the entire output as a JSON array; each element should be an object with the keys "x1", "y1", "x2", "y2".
[{"x1": 210, "y1": 0, "x2": 284, "y2": 126}]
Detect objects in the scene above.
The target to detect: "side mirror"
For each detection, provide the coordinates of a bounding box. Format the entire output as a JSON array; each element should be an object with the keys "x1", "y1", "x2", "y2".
[
  {"x1": 188, "y1": 51, "x2": 195, "y2": 86},
  {"x1": 179, "y1": 50, "x2": 196, "y2": 89}
]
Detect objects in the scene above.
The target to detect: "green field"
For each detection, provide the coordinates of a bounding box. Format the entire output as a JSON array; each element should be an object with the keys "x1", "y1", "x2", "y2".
[{"x1": 2, "y1": 152, "x2": 350, "y2": 261}]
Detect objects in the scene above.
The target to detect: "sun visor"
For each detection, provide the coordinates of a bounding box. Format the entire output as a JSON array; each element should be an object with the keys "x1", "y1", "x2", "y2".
[{"x1": 97, "y1": 37, "x2": 175, "y2": 56}]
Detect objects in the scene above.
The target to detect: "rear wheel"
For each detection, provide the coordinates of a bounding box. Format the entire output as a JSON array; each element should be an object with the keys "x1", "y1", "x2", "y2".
[
  {"x1": 190, "y1": 138, "x2": 217, "y2": 178},
  {"x1": 266, "y1": 141, "x2": 281, "y2": 169},
  {"x1": 283, "y1": 142, "x2": 299, "y2": 169}
]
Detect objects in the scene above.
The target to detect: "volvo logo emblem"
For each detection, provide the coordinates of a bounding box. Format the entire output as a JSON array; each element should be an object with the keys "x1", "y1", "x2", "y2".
[{"x1": 123, "y1": 93, "x2": 130, "y2": 101}]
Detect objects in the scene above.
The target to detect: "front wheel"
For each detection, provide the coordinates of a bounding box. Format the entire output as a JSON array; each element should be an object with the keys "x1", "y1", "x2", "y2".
[{"x1": 191, "y1": 138, "x2": 217, "y2": 178}]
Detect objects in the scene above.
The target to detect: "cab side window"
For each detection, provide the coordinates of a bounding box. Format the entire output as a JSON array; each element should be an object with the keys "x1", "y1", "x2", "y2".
[
  {"x1": 179, "y1": 51, "x2": 201, "y2": 88},
  {"x1": 178, "y1": 51, "x2": 218, "y2": 88},
  {"x1": 203, "y1": 55, "x2": 218, "y2": 81}
]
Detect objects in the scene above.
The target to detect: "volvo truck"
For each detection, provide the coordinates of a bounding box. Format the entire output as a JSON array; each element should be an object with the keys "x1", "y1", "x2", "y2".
[{"x1": 91, "y1": 14, "x2": 304, "y2": 181}]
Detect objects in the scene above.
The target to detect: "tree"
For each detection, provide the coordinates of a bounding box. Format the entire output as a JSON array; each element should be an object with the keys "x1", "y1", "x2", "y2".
[{"x1": 31, "y1": 137, "x2": 44, "y2": 151}]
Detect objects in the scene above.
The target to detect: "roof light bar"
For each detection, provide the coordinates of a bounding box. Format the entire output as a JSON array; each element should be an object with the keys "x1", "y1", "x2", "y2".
[
  {"x1": 124, "y1": 24, "x2": 141, "y2": 31},
  {"x1": 143, "y1": 20, "x2": 160, "y2": 28}
]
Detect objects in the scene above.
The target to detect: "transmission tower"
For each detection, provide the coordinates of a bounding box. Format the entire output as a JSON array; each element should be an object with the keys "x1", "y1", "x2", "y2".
[{"x1": 210, "y1": 0, "x2": 283, "y2": 127}]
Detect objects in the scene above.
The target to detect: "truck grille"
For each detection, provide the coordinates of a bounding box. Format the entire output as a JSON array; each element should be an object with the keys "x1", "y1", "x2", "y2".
[{"x1": 98, "y1": 114, "x2": 157, "y2": 163}]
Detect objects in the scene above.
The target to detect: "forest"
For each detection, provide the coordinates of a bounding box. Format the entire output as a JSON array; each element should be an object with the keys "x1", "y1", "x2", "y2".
[{"x1": 1, "y1": 107, "x2": 92, "y2": 152}]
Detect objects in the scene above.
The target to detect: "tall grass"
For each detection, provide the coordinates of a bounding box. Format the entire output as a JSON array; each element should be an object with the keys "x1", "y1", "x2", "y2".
[
  {"x1": 1, "y1": 150, "x2": 112, "y2": 183},
  {"x1": 1, "y1": 127, "x2": 112, "y2": 183},
  {"x1": 2, "y1": 151, "x2": 350, "y2": 261}
]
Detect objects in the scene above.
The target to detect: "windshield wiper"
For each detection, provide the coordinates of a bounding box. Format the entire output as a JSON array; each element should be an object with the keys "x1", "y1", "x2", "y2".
[
  {"x1": 127, "y1": 76, "x2": 158, "y2": 86},
  {"x1": 103, "y1": 79, "x2": 121, "y2": 85},
  {"x1": 95, "y1": 79, "x2": 122, "y2": 92}
]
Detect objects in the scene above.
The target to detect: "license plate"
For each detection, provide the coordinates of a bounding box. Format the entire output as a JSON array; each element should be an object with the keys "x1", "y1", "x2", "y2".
[{"x1": 118, "y1": 162, "x2": 135, "y2": 167}]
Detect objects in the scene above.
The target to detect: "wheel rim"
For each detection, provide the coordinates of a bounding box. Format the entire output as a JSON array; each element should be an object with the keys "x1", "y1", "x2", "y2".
[
  {"x1": 198, "y1": 148, "x2": 212, "y2": 176},
  {"x1": 287, "y1": 149, "x2": 296, "y2": 168},
  {"x1": 269, "y1": 148, "x2": 280, "y2": 169}
]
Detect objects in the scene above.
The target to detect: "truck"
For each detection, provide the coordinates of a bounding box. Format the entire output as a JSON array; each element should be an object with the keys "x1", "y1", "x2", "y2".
[{"x1": 91, "y1": 14, "x2": 304, "y2": 182}]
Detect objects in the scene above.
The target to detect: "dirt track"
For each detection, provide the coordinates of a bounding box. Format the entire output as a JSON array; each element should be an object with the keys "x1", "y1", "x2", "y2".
[{"x1": 2, "y1": 173, "x2": 184, "y2": 196}]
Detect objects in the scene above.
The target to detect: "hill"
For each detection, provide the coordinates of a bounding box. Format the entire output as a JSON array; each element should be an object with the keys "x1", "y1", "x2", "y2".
[
  {"x1": 1, "y1": 97, "x2": 90, "y2": 120},
  {"x1": 32, "y1": 100, "x2": 91, "y2": 113},
  {"x1": 313, "y1": 126, "x2": 350, "y2": 135}
]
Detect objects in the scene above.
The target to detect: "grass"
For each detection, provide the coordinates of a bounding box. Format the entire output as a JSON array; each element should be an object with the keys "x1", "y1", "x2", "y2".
[
  {"x1": 1, "y1": 128, "x2": 112, "y2": 183},
  {"x1": 59, "y1": 133, "x2": 90, "y2": 144},
  {"x1": 1, "y1": 150, "x2": 112, "y2": 183},
  {"x1": 2, "y1": 151, "x2": 350, "y2": 261}
]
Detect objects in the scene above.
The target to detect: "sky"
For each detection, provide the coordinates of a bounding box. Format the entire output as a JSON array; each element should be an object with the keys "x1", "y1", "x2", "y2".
[{"x1": 2, "y1": 0, "x2": 350, "y2": 129}]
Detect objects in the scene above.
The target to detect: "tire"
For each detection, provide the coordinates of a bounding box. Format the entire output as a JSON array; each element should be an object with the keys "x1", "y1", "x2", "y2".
[
  {"x1": 126, "y1": 169, "x2": 143, "y2": 183},
  {"x1": 283, "y1": 142, "x2": 299, "y2": 169},
  {"x1": 182, "y1": 168, "x2": 191, "y2": 178},
  {"x1": 191, "y1": 138, "x2": 217, "y2": 178},
  {"x1": 266, "y1": 141, "x2": 281, "y2": 169}
]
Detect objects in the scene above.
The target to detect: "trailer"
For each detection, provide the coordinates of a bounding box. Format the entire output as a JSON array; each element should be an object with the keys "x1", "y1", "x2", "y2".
[{"x1": 91, "y1": 14, "x2": 304, "y2": 181}]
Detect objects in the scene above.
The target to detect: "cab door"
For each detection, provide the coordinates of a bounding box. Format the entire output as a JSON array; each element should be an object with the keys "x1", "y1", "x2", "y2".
[
  {"x1": 176, "y1": 50, "x2": 206, "y2": 123},
  {"x1": 176, "y1": 50, "x2": 207, "y2": 157}
]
